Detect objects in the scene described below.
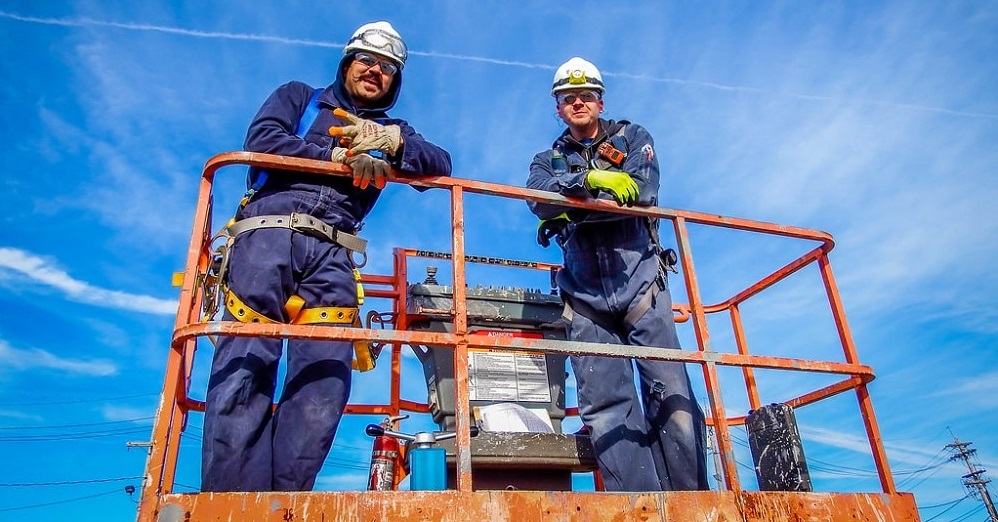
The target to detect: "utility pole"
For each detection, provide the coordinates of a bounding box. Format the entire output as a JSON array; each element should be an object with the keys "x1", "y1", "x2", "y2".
[
  {"x1": 707, "y1": 426, "x2": 725, "y2": 490},
  {"x1": 946, "y1": 435, "x2": 998, "y2": 522}
]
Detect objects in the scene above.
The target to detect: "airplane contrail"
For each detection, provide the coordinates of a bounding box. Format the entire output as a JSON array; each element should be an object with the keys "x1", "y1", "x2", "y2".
[{"x1": 2, "y1": 10, "x2": 996, "y2": 121}]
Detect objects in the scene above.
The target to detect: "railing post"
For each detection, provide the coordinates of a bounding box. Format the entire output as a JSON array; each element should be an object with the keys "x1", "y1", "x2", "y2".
[
  {"x1": 818, "y1": 253, "x2": 895, "y2": 493},
  {"x1": 448, "y1": 185, "x2": 473, "y2": 492},
  {"x1": 673, "y1": 216, "x2": 739, "y2": 491}
]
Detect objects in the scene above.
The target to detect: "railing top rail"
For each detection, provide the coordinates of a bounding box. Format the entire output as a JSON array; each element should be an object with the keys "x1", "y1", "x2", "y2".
[{"x1": 203, "y1": 152, "x2": 834, "y2": 250}]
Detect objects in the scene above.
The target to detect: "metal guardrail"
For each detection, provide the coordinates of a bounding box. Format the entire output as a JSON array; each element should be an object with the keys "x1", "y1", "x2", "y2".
[{"x1": 136, "y1": 152, "x2": 908, "y2": 521}]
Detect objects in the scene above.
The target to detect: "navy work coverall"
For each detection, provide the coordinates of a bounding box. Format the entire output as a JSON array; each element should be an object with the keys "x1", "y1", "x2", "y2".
[
  {"x1": 526, "y1": 118, "x2": 708, "y2": 491},
  {"x1": 201, "y1": 61, "x2": 452, "y2": 492}
]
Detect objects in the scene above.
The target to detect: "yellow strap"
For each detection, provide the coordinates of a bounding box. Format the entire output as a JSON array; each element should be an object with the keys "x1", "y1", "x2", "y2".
[
  {"x1": 353, "y1": 340, "x2": 376, "y2": 372},
  {"x1": 293, "y1": 306, "x2": 357, "y2": 325},
  {"x1": 284, "y1": 295, "x2": 306, "y2": 322},
  {"x1": 354, "y1": 268, "x2": 365, "y2": 306},
  {"x1": 295, "y1": 306, "x2": 375, "y2": 372},
  {"x1": 225, "y1": 291, "x2": 375, "y2": 372},
  {"x1": 351, "y1": 315, "x2": 376, "y2": 372},
  {"x1": 225, "y1": 291, "x2": 278, "y2": 324}
]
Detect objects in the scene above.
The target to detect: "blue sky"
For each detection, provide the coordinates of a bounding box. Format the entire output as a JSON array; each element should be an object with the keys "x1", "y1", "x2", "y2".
[{"x1": 1, "y1": 1, "x2": 996, "y2": 520}]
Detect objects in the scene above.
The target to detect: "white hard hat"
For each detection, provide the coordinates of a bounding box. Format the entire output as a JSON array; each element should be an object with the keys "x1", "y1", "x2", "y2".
[
  {"x1": 551, "y1": 57, "x2": 605, "y2": 95},
  {"x1": 344, "y1": 21, "x2": 407, "y2": 70}
]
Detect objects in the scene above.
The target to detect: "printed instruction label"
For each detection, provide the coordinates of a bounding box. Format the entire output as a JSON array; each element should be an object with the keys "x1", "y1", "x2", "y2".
[{"x1": 467, "y1": 347, "x2": 551, "y2": 403}]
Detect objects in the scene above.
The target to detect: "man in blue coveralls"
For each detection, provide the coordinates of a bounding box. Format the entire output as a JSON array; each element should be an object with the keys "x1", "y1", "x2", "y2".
[
  {"x1": 526, "y1": 57, "x2": 708, "y2": 491},
  {"x1": 201, "y1": 21, "x2": 452, "y2": 492}
]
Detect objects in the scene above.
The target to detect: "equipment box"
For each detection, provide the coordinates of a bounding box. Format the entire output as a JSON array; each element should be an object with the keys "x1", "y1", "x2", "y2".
[
  {"x1": 407, "y1": 283, "x2": 567, "y2": 432},
  {"x1": 746, "y1": 403, "x2": 813, "y2": 492}
]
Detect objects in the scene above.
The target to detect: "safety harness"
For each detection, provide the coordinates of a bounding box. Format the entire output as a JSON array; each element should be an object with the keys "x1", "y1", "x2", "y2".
[
  {"x1": 202, "y1": 87, "x2": 376, "y2": 371},
  {"x1": 552, "y1": 122, "x2": 675, "y2": 331}
]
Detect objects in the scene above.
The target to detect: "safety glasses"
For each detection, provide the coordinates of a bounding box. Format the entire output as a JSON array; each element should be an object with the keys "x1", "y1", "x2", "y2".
[
  {"x1": 556, "y1": 91, "x2": 601, "y2": 105},
  {"x1": 350, "y1": 29, "x2": 407, "y2": 64},
  {"x1": 354, "y1": 52, "x2": 399, "y2": 76}
]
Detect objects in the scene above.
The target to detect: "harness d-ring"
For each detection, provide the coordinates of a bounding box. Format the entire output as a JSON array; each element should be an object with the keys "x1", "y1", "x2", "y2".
[{"x1": 352, "y1": 249, "x2": 368, "y2": 269}]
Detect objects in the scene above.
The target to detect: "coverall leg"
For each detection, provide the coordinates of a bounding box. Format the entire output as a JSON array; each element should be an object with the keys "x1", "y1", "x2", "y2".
[
  {"x1": 202, "y1": 189, "x2": 358, "y2": 492},
  {"x1": 561, "y1": 222, "x2": 707, "y2": 491},
  {"x1": 629, "y1": 279, "x2": 709, "y2": 491},
  {"x1": 569, "y1": 316, "x2": 662, "y2": 491},
  {"x1": 271, "y1": 233, "x2": 355, "y2": 491}
]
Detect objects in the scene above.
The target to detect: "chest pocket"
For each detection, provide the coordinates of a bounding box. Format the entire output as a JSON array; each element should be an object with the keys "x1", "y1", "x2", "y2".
[{"x1": 563, "y1": 153, "x2": 589, "y2": 174}]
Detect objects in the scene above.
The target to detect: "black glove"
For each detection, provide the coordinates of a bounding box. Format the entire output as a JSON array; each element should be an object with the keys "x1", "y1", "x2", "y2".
[{"x1": 536, "y1": 213, "x2": 570, "y2": 248}]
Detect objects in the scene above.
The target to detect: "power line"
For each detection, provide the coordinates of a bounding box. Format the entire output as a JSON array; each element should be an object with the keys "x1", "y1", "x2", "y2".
[
  {"x1": 0, "y1": 426, "x2": 149, "y2": 442},
  {"x1": 923, "y1": 495, "x2": 970, "y2": 522},
  {"x1": 0, "y1": 392, "x2": 158, "y2": 406},
  {"x1": 0, "y1": 476, "x2": 141, "y2": 487},
  {"x1": 0, "y1": 488, "x2": 122, "y2": 513},
  {"x1": 950, "y1": 504, "x2": 986, "y2": 522},
  {"x1": 921, "y1": 495, "x2": 972, "y2": 510},
  {"x1": 903, "y1": 463, "x2": 949, "y2": 493},
  {"x1": 0, "y1": 417, "x2": 153, "y2": 430},
  {"x1": 897, "y1": 449, "x2": 951, "y2": 489}
]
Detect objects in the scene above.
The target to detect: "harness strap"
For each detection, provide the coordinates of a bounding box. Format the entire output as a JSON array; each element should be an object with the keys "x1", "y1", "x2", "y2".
[
  {"x1": 225, "y1": 289, "x2": 375, "y2": 371},
  {"x1": 623, "y1": 281, "x2": 660, "y2": 328},
  {"x1": 225, "y1": 290, "x2": 278, "y2": 324},
  {"x1": 293, "y1": 306, "x2": 357, "y2": 325},
  {"x1": 296, "y1": 88, "x2": 324, "y2": 138},
  {"x1": 561, "y1": 281, "x2": 662, "y2": 331},
  {"x1": 227, "y1": 212, "x2": 367, "y2": 254},
  {"x1": 240, "y1": 87, "x2": 325, "y2": 210}
]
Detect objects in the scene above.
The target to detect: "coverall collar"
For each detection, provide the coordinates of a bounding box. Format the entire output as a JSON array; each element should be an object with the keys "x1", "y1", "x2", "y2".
[{"x1": 555, "y1": 118, "x2": 624, "y2": 151}]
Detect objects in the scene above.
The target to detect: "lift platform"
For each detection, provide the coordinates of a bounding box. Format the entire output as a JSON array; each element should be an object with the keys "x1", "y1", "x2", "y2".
[{"x1": 136, "y1": 152, "x2": 920, "y2": 521}]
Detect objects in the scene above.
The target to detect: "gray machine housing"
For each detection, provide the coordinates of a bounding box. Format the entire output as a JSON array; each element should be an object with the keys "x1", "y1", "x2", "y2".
[{"x1": 407, "y1": 283, "x2": 567, "y2": 432}]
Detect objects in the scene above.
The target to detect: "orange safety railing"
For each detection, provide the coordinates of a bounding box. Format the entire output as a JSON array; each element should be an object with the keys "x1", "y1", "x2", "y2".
[{"x1": 136, "y1": 152, "x2": 914, "y2": 522}]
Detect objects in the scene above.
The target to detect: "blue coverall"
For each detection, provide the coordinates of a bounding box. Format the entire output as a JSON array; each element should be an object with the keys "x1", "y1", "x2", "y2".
[
  {"x1": 201, "y1": 59, "x2": 452, "y2": 492},
  {"x1": 526, "y1": 118, "x2": 708, "y2": 491}
]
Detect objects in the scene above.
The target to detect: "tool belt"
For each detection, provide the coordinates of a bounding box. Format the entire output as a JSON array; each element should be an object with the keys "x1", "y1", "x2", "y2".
[{"x1": 227, "y1": 212, "x2": 367, "y2": 256}]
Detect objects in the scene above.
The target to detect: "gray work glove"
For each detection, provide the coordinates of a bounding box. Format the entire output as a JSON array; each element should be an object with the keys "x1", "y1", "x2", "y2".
[
  {"x1": 328, "y1": 108, "x2": 402, "y2": 157},
  {"x1": 332, "y1": 147, "x2": 390, "y2": 189},
  {"x1": 347, "y1": 152, "x2": 391, "y2": 190}
]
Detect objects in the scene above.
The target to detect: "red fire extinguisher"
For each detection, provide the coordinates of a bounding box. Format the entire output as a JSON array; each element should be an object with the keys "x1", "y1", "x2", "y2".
[{"x1": 368, "y1": 415, "x2": 408, "y2": 491}]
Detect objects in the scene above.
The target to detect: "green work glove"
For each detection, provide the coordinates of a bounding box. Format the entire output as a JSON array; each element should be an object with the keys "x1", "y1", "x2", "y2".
[
  {"x1": 328, "y1": 108, "x2": 402, "y2": 157},
  {"x1": 585, "y1": 169, "x2": 638, "y2": 206},
  {"x1": 536, "y1": 213, "x2": 570, "y2": 248}
]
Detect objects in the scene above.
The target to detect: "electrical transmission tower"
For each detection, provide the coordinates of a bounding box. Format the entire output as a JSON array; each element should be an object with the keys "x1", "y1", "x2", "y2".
[{"x1": 946, "y1": 435, "x2": 998, "y2": 522}]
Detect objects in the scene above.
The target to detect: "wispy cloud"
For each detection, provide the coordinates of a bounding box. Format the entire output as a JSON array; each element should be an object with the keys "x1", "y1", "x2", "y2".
[
  {"x1": 0, "y1": 409, "x2": 44, "y2": 422},
  {"x1": 802, "y1": 424, "x2": 994, "y2": 473},
  {"x1": 2, "y1": 10, "x2": 994, "y2": 122},
  {"x1": 0, "y1": 247, "x2": 177, "y2": 315},
  {"x1": 100, "y1": 404, "x2": 155, "y2": 423},
  {"x1": 0, "y1": 339, "x2": 117, "y2": 377},
  {"x1": 929, "y1": 371, "x2": 998, "y2": 410}
]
